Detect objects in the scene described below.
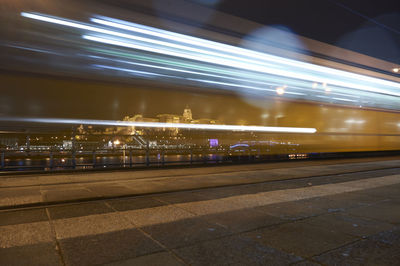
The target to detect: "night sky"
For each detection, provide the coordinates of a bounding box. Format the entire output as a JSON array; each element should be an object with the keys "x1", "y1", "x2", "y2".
[
  {"x1": 96, "y1": 0, "x2": 399, "y2": 63},
  {"x1": 215, "y1": 0, "x2": 400, "y2": 63},
  {"x1": 97, "y1": 0, "x2": 399, "y2": 63}
]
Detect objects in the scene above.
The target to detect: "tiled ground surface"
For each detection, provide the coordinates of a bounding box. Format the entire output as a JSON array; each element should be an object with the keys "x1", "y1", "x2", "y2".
[
  {"x1": 0, "y1": 162, "x2": 400, "y2": 265},
  {"x1": 1, "y1": 157, "x2": 400, "y2": 209}
]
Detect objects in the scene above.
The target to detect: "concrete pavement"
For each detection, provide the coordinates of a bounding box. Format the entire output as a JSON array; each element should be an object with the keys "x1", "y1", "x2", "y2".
[
  {"x1": 1, "y1": 156, "x2": 400, "y2": 209},
  {"x1": 0, "y1": 157, "x2": 400, "y2": 265}
]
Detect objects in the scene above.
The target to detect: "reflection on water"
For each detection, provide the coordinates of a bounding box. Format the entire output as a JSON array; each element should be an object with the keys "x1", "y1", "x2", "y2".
[{"x1": 3, "y1": 154, "x2": 225, "y2": 171}]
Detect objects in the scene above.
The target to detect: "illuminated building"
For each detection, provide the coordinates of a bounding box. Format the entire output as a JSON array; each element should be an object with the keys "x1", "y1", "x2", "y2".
[{"x1": 183, "y1": 105, "x2": 193, "y2": 121}]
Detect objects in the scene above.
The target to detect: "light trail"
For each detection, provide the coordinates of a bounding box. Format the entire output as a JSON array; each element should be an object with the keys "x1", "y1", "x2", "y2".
[
  {"x1": 91, "y1": 16, "x2": 400, "y2": 91},
  {"x1": 94, "y1": 64, "x2": 283, "y2": 93},
  {"x1": 91, "y1": 56, "x2": 282, "y2": 88},
  {"x1": 185, "y1": 78, "x2": 276, "y2": 92},
  {"x1": 83, "y1": 35, "x2": 400, "y2": 98},
  {"x1": 92, "y1": 64, "x2": 171, "y2": 78},
  {"x1": 90, "y1": 50, "x2": 360, "y2": 99},
  {"x1": 332, "y1": 97, "x2": 358, "y2": 102},
  {"x1": 91, "y1": 16, "x2": 400, "y2": 89},
  {"x1": 21, "y1": 12, "x2": 400, "y2": 99},
  {"x1": 82, "y1": 35, "x2": 314, "y2": 84},
  {"x1": 21, "y1": 12, "x2": 279, "y2": 71},
  {"x1": 5, "y1": 44, "x2": 59, "y2": 55},
  {"x1": 0, "y1": 117, "x2": 317, "y2": 134},
  {"x1": 88, "y1": 51, "x2": 318, "y2": 94}
]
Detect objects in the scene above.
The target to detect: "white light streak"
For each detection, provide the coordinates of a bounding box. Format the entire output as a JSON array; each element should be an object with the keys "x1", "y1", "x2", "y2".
[
  {"x1": 20, "y1": 12, "x2": 400, "y2": 98},
  {"x1": 5, "y1": 44, "x2": 58, "y2": 55},
  {"x1": 0, "y1": 117, "x2": 317, "y2": 134},
  {"x1": 93, "y1": 64, "x2": 169, "y2": 77},
  {"x1": 22, "y1": 12, "x2": 279, "y2": 72},
  {"x1": 332, "y1": 97, "x2": 357, "y2": 102},
  {"x1": 94, "y1": 62, "x2": 306, "y2": 95},
  {"x1": 186, "y1": 78, "x2": 274, "y2": 92},
  {"x1": 83, "y1": 35, "x2": 308, "y2": 83},
  {"x1": 92, "y1": 16, "x2": 400, "y2": 90},
  {"x1": 90, "y1": 55, "x2": 284, "y2": 88},
  {"x1": 345, "y1": 119, "x2": 365, "y2": 124},
  {"x1": 83, "y1": 35, "x2": 399, "y2": 97}
]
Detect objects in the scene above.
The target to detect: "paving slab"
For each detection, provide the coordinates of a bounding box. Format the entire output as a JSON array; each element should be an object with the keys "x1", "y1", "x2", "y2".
[
  {"x1": 0, "y1": 176, "x2": 40, "y2": 187},
  {"x1": 0, "y1": 187, "x2": 41, "y2": 197},
  {"x1": 253, "y1": 200, "x2": 326, "y2": 220},
  {"x1": 322, "y1": 190, "x2": 388, "y2": 208},
  {"x1": 154, "y1": 190, "x2": 210, "y2": 204},
  {"x1": 175, "y1": 197, "x2": 247, "y2": 216},
  {"x1": 104, "y1": 251, "x2": 184, "y2": 266},
  {"x1": 149, "y1": 177, "x2": 215, "y2": 191},
  {"x1": 304, "y1": 212, "x2": 395, "y2": 238},
  {"x1": 53, "y1": 212, "x2": 134, "y2": 239},
  {"x1": 0, "y1": 221, "x2": 54, "y2": 249},
  {"x1": 0, "y1": 187, "x2": 42, "y2": 207},
  {"x1": 122, "y1": 205, "x2": 194, "y2": 227},
  {"x1": 85, "y1": 184, "x2": 136, "y2": 197},
  {"x1": 195, "y1": 184, "x2": 263, "y2": 199},
  {"x1": 314, "y1": 228, "x2": 400, "y2": 266},
  {"x1": 347, "y1": 199, "x2": 400, "y2": 224},
  {"x1": 0, "y1": 242, "x2": 62, "y2": 266},
  {"x1": 41, "y1": 188, "x2": 98, "y2": 203},
  {"x1": 201, "y1": 208, "x2": 286, "y2": 233},
  {"x1": 293, "y1": 194, "x2": 362, "y2": 213},
  {"x1": 141, "y1": 216, "x2": 231, "y2": 249},
  {"x1": 47, "y1": 201, "x2": 114, "y2": 220},
  {"x1": 107, "y1": 196, "x2": 166, "y2": 211},
  {"x1": 173, "y1": 234, "x2": 302, "y2": 266},
  {"x1": 59, "y1": 228, "x2": 164, "y2": 266},
  {"x1": 0, "y1": 208, "x2": 48, "y2": 226},
  {"x1": 242, "y1": 220, "x2": 357, "y2": 258},
  {"x1": 354, "y1": 184, "x2": 400, "y2": 200},
  {"x1": 116, "y1": 180, "x2": 169, "y2": 194},
  {"x1": 290, "y1": 259, "x2": 322, "y2": 266}
]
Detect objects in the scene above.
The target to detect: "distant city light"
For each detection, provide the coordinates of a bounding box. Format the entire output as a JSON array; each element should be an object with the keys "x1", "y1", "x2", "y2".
[
  {"x1": 393, "y1": 68, "x2": 399, "y2": 73},
  {"x1": 209, "y1": 139, "x2": 219, "y2": 147}
]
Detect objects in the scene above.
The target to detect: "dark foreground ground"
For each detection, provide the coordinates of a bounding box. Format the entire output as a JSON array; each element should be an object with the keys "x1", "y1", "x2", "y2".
[{"x1": 1, "y1": 157, "x2": 400, "y2": 265}]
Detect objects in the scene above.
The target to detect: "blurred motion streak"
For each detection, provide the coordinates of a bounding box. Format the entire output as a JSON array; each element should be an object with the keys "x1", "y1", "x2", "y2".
[
  {"x1": 20, "y1": 12, "x2": 400, "y2": 100},
  {"x1": 0, "y1": 117, "x2": 317, "y2": 134}
]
